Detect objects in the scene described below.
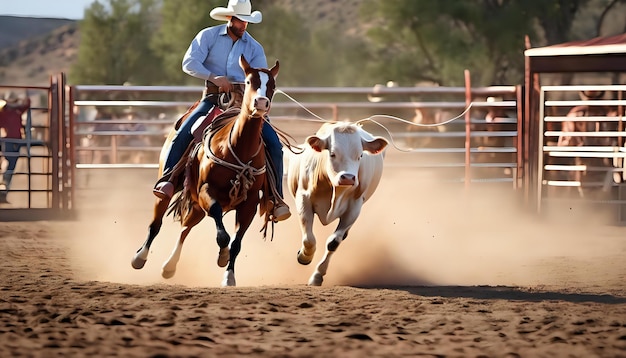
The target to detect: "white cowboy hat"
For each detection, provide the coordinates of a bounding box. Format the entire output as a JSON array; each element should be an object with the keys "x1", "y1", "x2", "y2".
[{"x1": 210, "y1": 0, "x2": 262, "y2": 24}]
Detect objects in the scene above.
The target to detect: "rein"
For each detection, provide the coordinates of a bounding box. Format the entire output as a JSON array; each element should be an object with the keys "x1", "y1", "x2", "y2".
[{"x1": 204, "y1": 113, "x2": 266, "y2": 207}]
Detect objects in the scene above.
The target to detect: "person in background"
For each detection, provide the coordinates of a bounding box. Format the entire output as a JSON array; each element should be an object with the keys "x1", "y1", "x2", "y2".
[
  {"x1": 0, "y1": 91, "x2": 30, "y2": 204},
  {"x1": 557, "y1": 90, "x2": 619, "y2": 196},
  {"x1": 119, "y1": 108, "x2": 151, "y2": 164},
  {"x1": 153, "y1": 0, "x2": 290, "y2": 221}
]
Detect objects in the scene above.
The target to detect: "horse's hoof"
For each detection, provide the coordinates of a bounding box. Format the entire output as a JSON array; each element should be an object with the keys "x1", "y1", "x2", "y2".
[
  {"x1": 217, "y1": 248, "x2": 230, "y2": 268},
  {"x1": 161, "y1": 268, "x2": 176, "y2": 279},
  {"x1": 308, "y1": 273, "x2": 323, "y2": 286},
  {"x1": 221, "y1": 270, "x2": 236, "y2": 287},
  {"x1": 131, "y1": 257, "x2": 146, "y2": 270},
  {"x1": 297, "y1": 250, "x2": 313, "y2": 265}
]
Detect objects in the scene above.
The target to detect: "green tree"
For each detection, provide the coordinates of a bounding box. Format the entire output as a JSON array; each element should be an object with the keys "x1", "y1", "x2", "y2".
[
  {"x1": 362, "y1": 0, "x2": 535, "y2": 86},
  {"x1": 250, "y1": 4, "x2": 371, "y2": 86},
  {"x1": 70, "y1": 0, "x2": 160, "y2": 85},
  {"x1": 360, "y1": 0, "x2": 626, "y2": 86},
  {"x1": 67, "y1": 0, "x2": 626, "y2": 87},
  {"x1": 150, "y1": 1, "x2": 371, "y2": 87},
  {"x1": 247, "y1": 5, "x2": 310, "y2": 86},
  {"x1": 151, "y1": 0, "x2": 221, "y2": 85},
  {"x1": 526, "y1": 0, "x2": 587, "y2": 45}
]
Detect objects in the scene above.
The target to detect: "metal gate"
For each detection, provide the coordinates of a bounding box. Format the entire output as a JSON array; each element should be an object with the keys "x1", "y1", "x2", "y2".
[
  {"x1": 536, "y1": 84, "x2": 626, "y2": 222},
  {"x1": 0, "y1": 74, "x2": 74, "y2": 221}
]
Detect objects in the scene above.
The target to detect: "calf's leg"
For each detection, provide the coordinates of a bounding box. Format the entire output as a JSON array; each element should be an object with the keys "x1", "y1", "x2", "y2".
[{"x1": 309, "y1": 211, "x2": 359, "y2": 286}]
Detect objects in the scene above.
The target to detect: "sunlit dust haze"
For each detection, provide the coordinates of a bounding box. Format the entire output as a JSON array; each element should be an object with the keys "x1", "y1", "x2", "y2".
[{"x1": 58, "y1": 150, "x2": 626, "y2": 289}]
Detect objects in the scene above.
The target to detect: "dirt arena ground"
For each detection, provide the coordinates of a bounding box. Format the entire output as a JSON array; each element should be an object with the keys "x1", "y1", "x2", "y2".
[{"x1": 1, "y1": 148, "x2": 626, "y2": 357}]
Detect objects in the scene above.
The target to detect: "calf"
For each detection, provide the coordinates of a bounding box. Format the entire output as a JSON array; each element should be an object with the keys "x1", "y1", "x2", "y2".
[{"x1": 287, "y1": 122, "x2": 388, "y2": 286}]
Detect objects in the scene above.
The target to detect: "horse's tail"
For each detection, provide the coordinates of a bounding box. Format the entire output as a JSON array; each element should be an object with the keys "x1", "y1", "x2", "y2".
[
  {"x1": 166, "y1": 191, "x2": 184, "y2": 221},
  {"x1": 258, "y1": 173, "x2": 275, "y2": 241},
  {"x1": 167, "y1": 186, "x2": 192, "y2": 222},
  {"x1": 167, "y1": 143, "x2": 203, "y2": 222}
]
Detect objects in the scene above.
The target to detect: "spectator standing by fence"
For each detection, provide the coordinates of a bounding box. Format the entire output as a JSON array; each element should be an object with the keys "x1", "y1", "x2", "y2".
[
  {"x1": 0, "y1": 91, "x2": 30, "y2": 203},
  {"x1": 119, "y1": 108, "x2": 151, "y2": 164}
]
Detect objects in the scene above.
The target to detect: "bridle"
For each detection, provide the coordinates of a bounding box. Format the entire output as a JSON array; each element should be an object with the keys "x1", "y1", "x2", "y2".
[{"x1": 202, "y1": 83, "x2": 269, "y2": 207}]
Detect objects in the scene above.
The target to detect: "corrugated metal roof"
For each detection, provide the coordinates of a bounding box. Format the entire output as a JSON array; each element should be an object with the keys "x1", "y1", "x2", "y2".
[{"x1": 525, "y1": 32, "x2": 626, "y2": 57}]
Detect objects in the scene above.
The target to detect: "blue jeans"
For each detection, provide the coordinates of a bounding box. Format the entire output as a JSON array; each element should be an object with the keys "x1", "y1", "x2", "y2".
[
  {"x1": 262, "y1": 120, "x2": 284, "y2": 197},
  {"x1": 1, "y1": 141, "x2": 21, "y2": 197},
  {"x1": 162, "y1": 97, "x2": 284, "y2": 197},
  {"x1": 162, "y1": 97, "x2": 214, "y2": 174}
]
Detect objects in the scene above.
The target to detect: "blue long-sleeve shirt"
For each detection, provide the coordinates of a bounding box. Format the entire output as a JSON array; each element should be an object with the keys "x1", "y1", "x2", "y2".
[{"x1": 182, "y1": 24, "x2": 268, "y2": 82}]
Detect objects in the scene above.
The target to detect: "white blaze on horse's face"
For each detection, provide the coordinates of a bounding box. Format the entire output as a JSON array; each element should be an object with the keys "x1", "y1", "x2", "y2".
[
  {"x1": 254, "y1": 72, "x2": 271, "y2": 113},
  {"x1": 239, "y1": 55, "x2": 279, "y2": 117}
]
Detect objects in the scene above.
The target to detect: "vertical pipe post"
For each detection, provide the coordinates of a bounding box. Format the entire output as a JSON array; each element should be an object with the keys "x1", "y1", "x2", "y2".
[
  {"x1": 68, "y1": 82, "x2": 77, "y2": 210},
  {"x1": 49, "y1": 76, "x2": 60, "y2": 210},
  {"x1": 58, "y1": 73, "x2": 69, "y2": 211},
  {"x1": 464, "y1": 69, "x2": 472, "y2": 189},
  {"x1": 515, "y1": 85, "x2": 523, "y2": 190}
]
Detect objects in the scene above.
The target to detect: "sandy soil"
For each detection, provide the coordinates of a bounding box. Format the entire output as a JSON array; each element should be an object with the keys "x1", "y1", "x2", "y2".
[{"x1": 1, "y1": 152, "x2": 626, "y2": 357}]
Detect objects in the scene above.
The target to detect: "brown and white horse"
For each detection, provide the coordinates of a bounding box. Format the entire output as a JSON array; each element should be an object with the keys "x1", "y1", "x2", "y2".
[{"x1": 132, "y1": 55, "x2": 279, "y2": 286}]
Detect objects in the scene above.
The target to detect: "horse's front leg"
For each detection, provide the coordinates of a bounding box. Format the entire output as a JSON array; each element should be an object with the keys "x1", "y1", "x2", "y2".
[
  {"x1": 222, "y1": 204, "x2": 257, "y2": 287},
  {"x1": 131, "y1": 197, "x2": 170, "y2": 270},
  {"x1": 198, "y1": 184, "x2": 230, "y2": 268},
  {"x1": 161, "y1": 203, "x2": 205, "y2": 279},
  {"x1": 309, "y1": 206, "x2": 361, "y2": 286}
]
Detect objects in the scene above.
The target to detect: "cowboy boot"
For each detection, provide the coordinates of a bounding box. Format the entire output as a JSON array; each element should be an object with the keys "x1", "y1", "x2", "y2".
[
  {"x1": 269, "y1": 199, "x2": 291, "y2": 222},
  {"x1": 273, "y1": 203, "x2": 291, "y2": 221},
  {"x1": 153, "y1": 181, "x2": 174, "y2": 199}
]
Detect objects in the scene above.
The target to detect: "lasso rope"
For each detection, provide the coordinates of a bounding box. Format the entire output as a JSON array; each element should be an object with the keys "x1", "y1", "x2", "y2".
[
  {"x1": 204, "y1": 116, "x2": 266, "y2": 207},
  {"x1": 273, "y1": 89, "x2": 475, "y2": 152}
]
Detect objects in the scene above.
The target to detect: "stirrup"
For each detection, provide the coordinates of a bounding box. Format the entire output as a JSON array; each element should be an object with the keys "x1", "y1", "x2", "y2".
[{"x1": 153, "y1": 181, "x2": 174, "y2": 199}]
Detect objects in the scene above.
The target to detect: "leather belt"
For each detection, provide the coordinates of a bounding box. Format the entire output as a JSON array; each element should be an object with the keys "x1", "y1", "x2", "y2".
[
  {"x1": 202, "y1": 81, "x2": 246, "y2": 101},
  {"x1": 204, "y1": 81, "x2": 221, "y2": 95}
]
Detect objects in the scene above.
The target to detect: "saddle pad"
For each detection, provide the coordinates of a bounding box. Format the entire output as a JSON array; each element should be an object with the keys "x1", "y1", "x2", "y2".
[{"x1": 191, "y1": 106, "x2": 223, "y2": 142}]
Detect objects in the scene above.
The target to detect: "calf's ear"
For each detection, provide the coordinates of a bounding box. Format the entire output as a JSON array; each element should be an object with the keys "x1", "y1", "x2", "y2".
[
  {"x1": 306, "y1": 135, "x2": 327, "y2": 152},
  {"x1": 362, "y1": 137, "x2": 388, "y2": 154}
]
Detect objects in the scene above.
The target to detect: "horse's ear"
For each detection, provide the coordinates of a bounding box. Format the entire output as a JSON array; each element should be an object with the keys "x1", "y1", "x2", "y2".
[
  {"x1": 239, "y1": 55, "x2": 251, "y2": 73},
  {"x1": 270, "y1": 60, "x2": 279, "y2": 79}
]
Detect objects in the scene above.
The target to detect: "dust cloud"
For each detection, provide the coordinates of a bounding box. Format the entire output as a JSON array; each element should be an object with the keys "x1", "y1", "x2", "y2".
[{"x1": 63, "y1": 154, "x2": 626, "y2": 289}]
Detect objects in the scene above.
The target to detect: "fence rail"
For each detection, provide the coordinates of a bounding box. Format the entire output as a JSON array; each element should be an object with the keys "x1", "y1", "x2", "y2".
[
  {"x1": 68, "y1": 82, "x2": 521, "y2": 188},
  {"x1": 537, "y1": 84, "x2": 626, "y2": 220}
]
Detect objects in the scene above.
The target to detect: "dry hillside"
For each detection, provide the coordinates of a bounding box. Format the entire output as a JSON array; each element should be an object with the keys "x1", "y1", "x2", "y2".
[{"x1": 0, "y1": 22, "x2": 79, "y2": 87}]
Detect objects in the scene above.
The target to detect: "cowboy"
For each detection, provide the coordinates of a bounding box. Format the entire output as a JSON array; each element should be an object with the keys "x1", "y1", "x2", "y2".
[
  {"x1": 153, "y1": 0, "x2": 290, "y2": 221},
  {"x1": 0, "y1": 91, "x2": 30, "y2": 204}
]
